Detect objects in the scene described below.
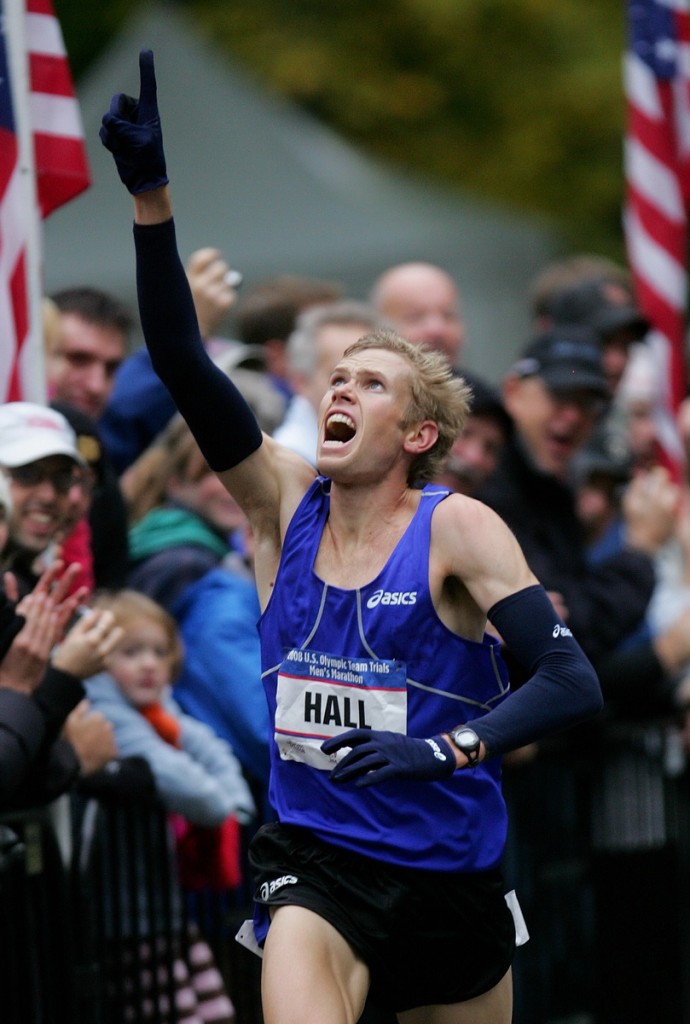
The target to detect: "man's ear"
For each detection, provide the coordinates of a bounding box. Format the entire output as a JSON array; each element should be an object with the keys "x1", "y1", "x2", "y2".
[{"x1": 403, "y1": 420, "x2": 439, "y2": 456}]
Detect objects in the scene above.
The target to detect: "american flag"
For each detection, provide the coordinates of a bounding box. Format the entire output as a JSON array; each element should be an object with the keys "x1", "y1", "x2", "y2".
[
  {"x1": 624, "y1": 0, "x2": 690, "y2": 478},
  {"x1": 0, "y1": 0, "x2": 90, "y2": 402}
]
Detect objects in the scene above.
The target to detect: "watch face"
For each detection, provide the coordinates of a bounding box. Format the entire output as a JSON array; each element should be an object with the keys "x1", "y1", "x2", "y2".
[
  {"x1": 451, "y1": 728, "x2": 481, "y2": 768},
  {"x1": 453, "y1": 728, "x2": 479, "y2": 749}
]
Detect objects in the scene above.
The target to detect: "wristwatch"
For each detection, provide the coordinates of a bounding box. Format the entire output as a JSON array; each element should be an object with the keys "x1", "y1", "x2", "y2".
[{"x1": 449, "y1": 726, "x2": 481, "y2": 768}]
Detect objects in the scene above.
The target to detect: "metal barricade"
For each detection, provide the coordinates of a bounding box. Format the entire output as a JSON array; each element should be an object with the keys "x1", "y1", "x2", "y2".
[
  {"x1": 0, "y1": 802, "x2": 76, "y2": 1023},
  {"x1": 71, "y1": 796, "x2": 183, "y2": 1024},
  {"x1": 70, "y1": 794, "x2": 264, "y2": 1024},
  {"x1": 6, "y1": 724, "x2": 690, "y2": 1024},
  {"x1": 0, "y1": 795, "x2": 264, "y2": 1024},
  {"x1": 506, "y1": 717, "x2": 690, "y2": 1024}
]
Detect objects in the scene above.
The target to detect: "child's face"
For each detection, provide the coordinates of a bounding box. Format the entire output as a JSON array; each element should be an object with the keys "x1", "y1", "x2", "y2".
[{"x1": 105, "y1": 618, "x2": 173, "y2": 708}]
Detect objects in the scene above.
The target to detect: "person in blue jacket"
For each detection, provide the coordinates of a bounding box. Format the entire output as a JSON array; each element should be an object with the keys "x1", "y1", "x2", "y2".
[
  {"x1": 100, "y1": 51, "x2": 603, "y2": 1024},
  {"x1": 124, "y1": 408, "x2": 279, "y2": 814}
]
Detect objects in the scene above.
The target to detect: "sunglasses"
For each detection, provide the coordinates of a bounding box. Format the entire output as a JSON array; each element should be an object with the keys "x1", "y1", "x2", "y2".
[
  {"x1": 545, "y1": 387, "x2": 607, "y2": 416},
  {"x1": 6, "y1": 463, "x2": 85, "y2": 495}
]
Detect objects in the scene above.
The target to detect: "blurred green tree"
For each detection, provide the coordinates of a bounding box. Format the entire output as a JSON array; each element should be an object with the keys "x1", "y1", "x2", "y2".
[{"x1": 55, "y1": 0, "x2": 629, "y2": 259}]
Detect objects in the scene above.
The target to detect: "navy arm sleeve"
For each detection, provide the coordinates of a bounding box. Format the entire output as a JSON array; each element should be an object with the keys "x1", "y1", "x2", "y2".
[
  {"x1": 133, "y1": 219, "x2": 262, "y2": 472},
  {"x1": 469, "y1": 584, "x2": 603, "y2": 757}
]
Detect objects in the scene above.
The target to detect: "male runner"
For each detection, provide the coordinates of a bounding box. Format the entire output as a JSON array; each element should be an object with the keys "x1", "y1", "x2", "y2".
[{"x1": 100, "y1": 51, "x2": 602, "y2": 1024}]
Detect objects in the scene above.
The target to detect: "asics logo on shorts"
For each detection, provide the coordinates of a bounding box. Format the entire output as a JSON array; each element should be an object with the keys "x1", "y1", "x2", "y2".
[
  {"x1": 260, "y1": 874, "x2": 298, "y2": 901},
  {"x1": 367, "y1": 589, "x2": 417, "y2": 609},
  {"x1": 552, "y1": 624, "x2": 573, "y2": 638}
]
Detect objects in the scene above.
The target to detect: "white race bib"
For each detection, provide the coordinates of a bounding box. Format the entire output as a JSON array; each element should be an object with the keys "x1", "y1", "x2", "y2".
[{"x1": 275, "y1": 649, "x2": 408, "y2": 770}]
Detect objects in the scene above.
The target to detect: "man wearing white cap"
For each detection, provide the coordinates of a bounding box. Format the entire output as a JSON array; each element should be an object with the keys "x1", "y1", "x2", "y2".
[{"x1": 0, "y1": 402, "x2": 86, "y2": 596}]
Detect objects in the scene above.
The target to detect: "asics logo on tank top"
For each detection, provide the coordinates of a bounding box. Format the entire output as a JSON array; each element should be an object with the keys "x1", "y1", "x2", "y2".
[
  {"x1": 552, "y1": 624, "x2": 573, "y2": 638},
  {"x1": 366, "y1": 589, "x2": 417, "y2": 609}
]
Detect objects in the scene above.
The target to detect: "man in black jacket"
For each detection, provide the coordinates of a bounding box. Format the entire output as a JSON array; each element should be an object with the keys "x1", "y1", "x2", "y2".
[
  {"x1": 478, "y1": 326, "x2": 675, "y2": 664},
  {"x1": 477, "y1": 325, "x2": 678, "y2": 1022}
]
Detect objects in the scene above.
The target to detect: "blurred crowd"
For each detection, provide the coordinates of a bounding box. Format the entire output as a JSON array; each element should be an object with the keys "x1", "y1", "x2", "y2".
[{"x1": 2, "y1": 243, "x2": 689, "y2": 1023}]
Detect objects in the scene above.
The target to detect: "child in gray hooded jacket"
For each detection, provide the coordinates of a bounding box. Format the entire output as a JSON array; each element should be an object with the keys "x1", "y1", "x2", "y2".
[{"x1": 86, "y1": 588, "x2": 254, "y2": 827}]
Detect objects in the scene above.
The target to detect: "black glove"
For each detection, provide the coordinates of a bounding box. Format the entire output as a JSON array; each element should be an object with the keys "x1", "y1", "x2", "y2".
[
  {"x1": 321, "y1": 728, "x2": 456, "y2": 786},
  {"x1": 99, "y1": 49, "x2": 169, "y2": 194},
  {"x1": 0, "y1": 591, "x2": 25, "y2": 664}
]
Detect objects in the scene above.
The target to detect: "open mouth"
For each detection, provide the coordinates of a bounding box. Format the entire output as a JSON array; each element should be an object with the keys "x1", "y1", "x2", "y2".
[
  {"x1": 324, "y1": 413, "x2": 356, "y2": 445},
  {"x1": 25, "y1": 509, "x2": 56, "y2": 535},
  {"x1": 548, "y1": 433, "x2": 575, "y2": 456}
]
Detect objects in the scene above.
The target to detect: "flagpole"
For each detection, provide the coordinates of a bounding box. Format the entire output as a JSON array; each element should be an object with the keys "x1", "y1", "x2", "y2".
[{"x1": 4, "y1": 0, "x2": 47, "y2": 404}]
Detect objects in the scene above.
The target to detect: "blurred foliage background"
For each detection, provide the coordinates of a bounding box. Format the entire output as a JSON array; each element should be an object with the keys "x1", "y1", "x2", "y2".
[{"x1": 55, "y1": 0, "x2": 629, "y2": 262}]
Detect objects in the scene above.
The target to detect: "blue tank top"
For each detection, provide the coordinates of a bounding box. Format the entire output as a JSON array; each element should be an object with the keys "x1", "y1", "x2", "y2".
[{"x1": 258, "y1": 479, "x2": 511, "y2": 871}]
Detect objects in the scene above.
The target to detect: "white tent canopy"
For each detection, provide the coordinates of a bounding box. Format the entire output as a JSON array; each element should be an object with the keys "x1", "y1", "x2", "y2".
[{"x1": 44, "y1": 1, "x2": 561, "y2": 379}]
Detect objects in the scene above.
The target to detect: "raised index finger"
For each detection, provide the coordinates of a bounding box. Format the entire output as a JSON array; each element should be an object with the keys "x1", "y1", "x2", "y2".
[{"x1": 138, "y1": 48, "x2": 158, "y2": 120}]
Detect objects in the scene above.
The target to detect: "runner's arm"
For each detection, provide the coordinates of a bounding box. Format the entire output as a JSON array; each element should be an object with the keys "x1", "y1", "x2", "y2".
[{"x1": 442, "y1": 498, "x2": 603, "y2": 757}]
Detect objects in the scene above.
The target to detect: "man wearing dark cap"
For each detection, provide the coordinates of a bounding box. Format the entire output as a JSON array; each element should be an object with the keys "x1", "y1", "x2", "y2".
[
  {"x1": 544, "y1": 276, "x2": 649, "y2": 395},
  {"x1": 478, "y1": 324, "x2": 673, "y2": 661},
  {"x1": 499, "y1": 327, "x2": 609, "y2": 484}
]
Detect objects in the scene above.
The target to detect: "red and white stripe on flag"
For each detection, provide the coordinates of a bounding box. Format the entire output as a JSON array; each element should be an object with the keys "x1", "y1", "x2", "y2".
[
  {"x1": 0, "y1": 0, "x2": 90, "y2": 403},
  {"x1": 27, "y1": 0, "x2": 89, "y2": 216},
  {"x1": 0, "y1": 0, "x2": 30, "y2": 402},
  {"x1": 624, "y1": 0, "x2": 690, "y2": 479}
]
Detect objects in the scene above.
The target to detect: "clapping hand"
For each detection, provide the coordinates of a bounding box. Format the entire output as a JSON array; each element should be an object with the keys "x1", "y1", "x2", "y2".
[
  {"x1": 63, "y1": 700, "x2": 118, "y2": 776},
  {"x1": 623, "y1": 466, "x2": 679, "y2": 555},
  {"x1": 16, "y1": 561, "x2": 89, "y2": 638},
  {"x1": 52, "y1": 609, "x2": 123, "y2": 680},
  {"x1": 99, "y1": 48, "x2": 168, "y2": 195},
  {"x1": 0, "y1": 563, "x2": 89, "y2": 694},
  {"x1": 0, "y1": 591, "x2": 56, "y2": 694}
]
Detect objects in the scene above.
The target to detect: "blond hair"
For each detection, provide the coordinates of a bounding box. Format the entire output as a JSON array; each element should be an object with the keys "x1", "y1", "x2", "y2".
[
  {"x1": 344, "y1": 329, "x2": 472, "y2": 484},
  {"x1": 122, "y1": 366, "x2": 286, "y2": 525},
  {"x1": 93, "y1": 589, "x2": 184, "y2": 678},
  {"x1": 120, "y1": 415, "x2": 206, "y2": 524}
]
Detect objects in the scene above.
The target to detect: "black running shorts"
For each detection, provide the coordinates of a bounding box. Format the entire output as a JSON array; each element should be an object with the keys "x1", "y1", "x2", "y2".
[{"x1": 249, "y1": 822, "x2": 515, "y2": 1012}]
